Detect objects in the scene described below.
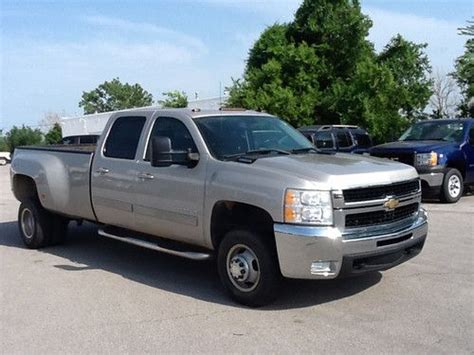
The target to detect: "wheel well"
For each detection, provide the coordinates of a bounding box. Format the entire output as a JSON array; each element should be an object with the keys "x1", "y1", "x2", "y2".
[
  {"x1": 12, "y1": 175, "x2": 39, "y2": 202},
  {"x1": 210, "y1": 201, "x2": 274, "y2": 249},
  {"x1": 447, "y1": 163, "x2": 465, "y2": 179}
]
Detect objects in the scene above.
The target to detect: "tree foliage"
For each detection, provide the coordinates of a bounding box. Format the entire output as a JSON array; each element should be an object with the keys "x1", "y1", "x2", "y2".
[
  {"x1": 158, "y1": 91, "x2": 188, "y2": 108},
  {"x1": 227, "y1": 0, "x2": 432, "y2": 143},
  {"x1": 0, "y1": 130, "x2": 9, "y2": 151},
  {"x1": 5, "y1": 125, "x2": 43, "y2": 152},
  {"x1": 45, "y1": 123, "x2": 63, "y2": 145},
  {"x1": 79, "y1": 78, "x2": 153, "y2": 114},
  {"x1": 452, "y1": 19, "x2": 474, "y2": 117}
]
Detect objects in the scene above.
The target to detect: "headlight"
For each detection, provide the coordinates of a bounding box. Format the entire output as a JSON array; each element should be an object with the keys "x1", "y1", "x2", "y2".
[
  {"x1": 284, "y1": 189, "x2": 333, "y2": 225},
  {"x1": 416, "y1": 152, "x2": 437, "y2": 167}
]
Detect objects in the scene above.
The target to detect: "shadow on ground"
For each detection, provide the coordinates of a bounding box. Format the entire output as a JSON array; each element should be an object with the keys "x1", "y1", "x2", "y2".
[{"x1": 0, "y1": 220, "x2": 381, "y2": 310}]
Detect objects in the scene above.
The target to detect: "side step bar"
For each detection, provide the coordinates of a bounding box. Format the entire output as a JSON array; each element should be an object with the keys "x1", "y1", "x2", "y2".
[{"x1": 98, "y1": 229, "x2": 212, "y2": 261}]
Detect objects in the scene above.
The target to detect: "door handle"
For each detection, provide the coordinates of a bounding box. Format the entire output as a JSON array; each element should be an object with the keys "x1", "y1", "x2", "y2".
[
  {"x1": 138, "y1": 172, "x2": 154, "y2": 180},
  {"x1": 96, "y1": 167, "x2": 110, "y2": 175}
]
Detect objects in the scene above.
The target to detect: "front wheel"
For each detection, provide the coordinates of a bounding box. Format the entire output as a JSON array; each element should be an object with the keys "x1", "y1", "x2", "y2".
[
  {"x1": 217, "y1": 230, "x2": 281, "y2": 307},
  {"x1": 0, "y1": 158, "x2": 7, "y2": 166},
  {"x1": 440, "y1": 168, "x2": 463, "y2": 203}
]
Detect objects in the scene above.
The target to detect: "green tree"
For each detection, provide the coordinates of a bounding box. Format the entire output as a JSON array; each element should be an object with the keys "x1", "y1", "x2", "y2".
[
  {"x1": 5, "y1": 125, "x2": 43, "y2": 152},
  {"x1": 0, "y1": 130, "x2": 9, "y2": 151},
  {"x1": 227, "y1": 0, "x2": 432, "y2": 143},
  {"x1": 452, "y1": 19, "x2": 474, "y2": 116},
  {"x1": 45, "y1": 123, "x2": 63, "y2": 145},
  {"x1": 79, "y1": 78, "x2": 153, "y2": 114},
  {"x1": 158, "y1": 91, "x2": 188, "y2": 108}
]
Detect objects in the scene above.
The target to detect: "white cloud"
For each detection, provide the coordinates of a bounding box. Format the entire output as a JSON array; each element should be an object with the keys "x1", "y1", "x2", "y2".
[
  {"x1": 366, "y1": 7, "x2": 465, "y2": 71},
  {"x1": 0, "y1": 16, "x2": 215, "y2": 127},
  {"x1": 82, "y1": 15, "x2": 207, "y2": 55}
]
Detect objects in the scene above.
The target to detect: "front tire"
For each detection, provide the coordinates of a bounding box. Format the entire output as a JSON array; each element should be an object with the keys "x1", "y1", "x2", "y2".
[
  {"x1": 217, "y1": 230, "x2": 281, "y2": 307},
  {"x1": 0, "y1": 158, "x2": 7, "y2": 166},
  {"x1": 18, "y1": 200, "x2": 68, "y2": 248},
  {"x1": 440, "y1": 168, "x2": 463, "y2": 203}
]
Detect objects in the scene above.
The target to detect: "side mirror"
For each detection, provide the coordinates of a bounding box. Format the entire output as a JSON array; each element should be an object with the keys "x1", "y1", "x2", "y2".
[
  {"x1": 150, "y1": 136, "x2": 200, "y2": 168},
  {"x1": 151, "y1": 136, "x2": 173, "y2": 167}
]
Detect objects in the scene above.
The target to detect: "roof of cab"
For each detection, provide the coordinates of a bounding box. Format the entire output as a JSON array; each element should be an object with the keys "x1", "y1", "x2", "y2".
[{"x1": 110, "y1": 107, "x2": 272, "y2": 119}]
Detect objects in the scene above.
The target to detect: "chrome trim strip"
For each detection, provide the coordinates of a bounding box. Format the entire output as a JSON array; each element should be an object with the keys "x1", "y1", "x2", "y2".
[{"x1": 273, "y1": 224, "x2": 341, "y2": 238}]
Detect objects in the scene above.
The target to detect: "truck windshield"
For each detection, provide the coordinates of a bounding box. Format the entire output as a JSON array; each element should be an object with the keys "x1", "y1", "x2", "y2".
[
  {"x1": 399, "y1": 121, "x2": 465, "y2": 142},
  {"x1": 194, "y1": 115, "x2": 314, "y2": 160}
]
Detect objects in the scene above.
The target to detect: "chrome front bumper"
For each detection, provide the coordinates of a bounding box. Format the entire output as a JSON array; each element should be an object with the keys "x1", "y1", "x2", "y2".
[{"x1": 274, "y1": 208, "x2": 428, "y2": 279}]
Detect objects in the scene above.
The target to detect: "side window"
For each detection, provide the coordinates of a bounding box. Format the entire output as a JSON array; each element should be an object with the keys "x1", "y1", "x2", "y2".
[
  {"x1": 104, "y1": 116, "x2": 146, "y2": 159},
  {"x1": 314, "y1": 131, "x2": 334, "y2": 149},
  {"x1": 336, "y1": 131, "x2": 352, "y2": 148},
  {"x1": 80, "y1": 135, "x2": 98, "y2": 144},
  {"x1": 469, "y1": 127, "x2": 474, "y2": 146},
  {"x1": 145, "y1": 117, "x2": 197, "y2": 161}
]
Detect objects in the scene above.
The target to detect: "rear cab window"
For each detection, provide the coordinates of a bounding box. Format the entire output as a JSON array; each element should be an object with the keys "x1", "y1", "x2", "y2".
[{"x1": 103, "y1": 116, "x2": 146, "y2": 159}]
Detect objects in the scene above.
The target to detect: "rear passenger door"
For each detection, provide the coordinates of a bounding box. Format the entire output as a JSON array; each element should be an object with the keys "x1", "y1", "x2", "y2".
[
  {"x1": 132, "y1": 116, "x2": 207, "y2": 245},
  {"x1": 91, "y1": 115, "x2": 146, "y2": 229}
]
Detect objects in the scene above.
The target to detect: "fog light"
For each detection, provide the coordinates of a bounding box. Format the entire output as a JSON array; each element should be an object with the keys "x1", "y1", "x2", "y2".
[{"x1": 311, "y1": 261, "x2": 333, "y2": 276}]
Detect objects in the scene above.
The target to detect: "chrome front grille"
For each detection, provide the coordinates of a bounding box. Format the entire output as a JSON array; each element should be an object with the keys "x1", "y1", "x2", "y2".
[
  {"x1": 345, "y1": 203, "x2": 419, "y2": 228},
  {"x1": 343, "y1": 179, "x2": 420, "y2": 203},
  {"x1": 333, "y1": 179, "x2": 422, "y2": 239}
]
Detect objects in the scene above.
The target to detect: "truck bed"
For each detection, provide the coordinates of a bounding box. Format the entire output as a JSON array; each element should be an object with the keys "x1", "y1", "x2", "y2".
[
  {"x1": 12, "y1": 145, "x2": 97, "y2": 221},
  {"x1": 18, "y1": 144, "x2": 96, "y2": 154}
]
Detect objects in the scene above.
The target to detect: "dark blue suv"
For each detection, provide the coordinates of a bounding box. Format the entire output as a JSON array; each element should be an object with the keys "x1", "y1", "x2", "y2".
[
  {"x1": 371, "y1": 119, "x2": 474, "y2": 203},
  {"x1": 298, "y1": 125, "x2": 372, "y2": 154}
]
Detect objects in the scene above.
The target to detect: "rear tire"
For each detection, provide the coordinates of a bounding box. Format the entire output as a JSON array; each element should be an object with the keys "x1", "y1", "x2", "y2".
[
  {"x1": 0, "y1": 158, "x2": 6, "y2": 166},
  {"x1": 18, "y1": 200, "x2": 68, "y2": 248},
  {"x1": 217, "y1": 229, "x2": 281, "y2": 307},
  {"x1": 440, "y1": 168, "x2": 463, "y2": 203}
]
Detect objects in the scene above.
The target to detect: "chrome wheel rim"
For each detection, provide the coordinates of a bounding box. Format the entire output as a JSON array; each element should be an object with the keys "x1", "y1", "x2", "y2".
[
  {"x1": 448, "y1": 175, "x2": 461, "y2": 198},
  {"x1": 21, "y1": 208, "x2": 35, "y2": 239},
  {"x1": 226, "y1": 244, "x2": 260, "y2": 292}
]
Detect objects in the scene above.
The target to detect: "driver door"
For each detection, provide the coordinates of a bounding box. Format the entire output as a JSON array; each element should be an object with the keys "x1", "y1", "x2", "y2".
[{"x1": 132, "y1": 116, "x2": 206, "y2": 245}]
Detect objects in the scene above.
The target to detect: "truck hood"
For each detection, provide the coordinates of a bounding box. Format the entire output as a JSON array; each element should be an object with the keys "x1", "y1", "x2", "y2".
[
  {"x1": 251, "y1": 153, "x2": 418, "y2": 190},
  {"x1": 371, "y1": 140, "x2": 457, "y2": 153}
]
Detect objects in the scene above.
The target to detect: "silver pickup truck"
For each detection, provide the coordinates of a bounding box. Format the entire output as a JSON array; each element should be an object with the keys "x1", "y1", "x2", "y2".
[{"x1": 11, "y1": 109, "x2": 428, "y2": 306}]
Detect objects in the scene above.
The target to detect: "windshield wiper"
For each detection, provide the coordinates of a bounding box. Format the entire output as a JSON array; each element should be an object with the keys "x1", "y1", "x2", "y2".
[
  {"x1": 291, "y1": 147, "x2": 319, "y2": 154},
  {"x1": 221, "y1": 148, "x2": 291, "y2": 161}
]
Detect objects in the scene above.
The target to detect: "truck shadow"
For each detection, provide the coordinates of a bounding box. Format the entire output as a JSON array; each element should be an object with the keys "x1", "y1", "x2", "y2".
[{"x1": 0, "y1": 220, "x2": 381, "y2": 310}]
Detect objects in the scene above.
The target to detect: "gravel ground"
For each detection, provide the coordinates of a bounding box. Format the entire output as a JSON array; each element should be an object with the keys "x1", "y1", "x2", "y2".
[{"x1": 1, "y1": 165, "x2": 473, "y2": 353}]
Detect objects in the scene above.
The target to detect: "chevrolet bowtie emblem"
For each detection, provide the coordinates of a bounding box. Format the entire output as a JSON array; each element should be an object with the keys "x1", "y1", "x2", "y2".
[{"x1": 384, "y1": 198, "x2": 400, "y2": 210}]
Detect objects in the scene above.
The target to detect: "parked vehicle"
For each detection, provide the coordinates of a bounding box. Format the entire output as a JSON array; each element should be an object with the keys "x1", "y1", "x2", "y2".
[
  {"x1": 61, "y1": 135, "x2": 100, "y2": 145},
  {"x1": 298, "y1": 125, "x2": 372, "y2": 154},
  {"x1": 11, "y1": 109, "x2": 428, "y2": 306},
  {"x1": 0, "y1": 152, "x2": 11, "y2": 166},
  {"x1": 371, "y1": 118, "x2": 474, "y2": 203}
]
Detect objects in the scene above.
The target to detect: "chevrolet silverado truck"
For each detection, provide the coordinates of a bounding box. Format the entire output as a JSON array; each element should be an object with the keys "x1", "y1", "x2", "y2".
[
  {"x1": 371, "y1": 118, "x2": 474, "y2": 203},
  {"x1": 11, "y1": 109, "x2": 428, "y2": 306}
]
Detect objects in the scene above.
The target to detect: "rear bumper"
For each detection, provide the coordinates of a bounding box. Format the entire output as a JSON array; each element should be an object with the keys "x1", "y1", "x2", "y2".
[{"x1": 274, "y1": 208, "x2": 428, "y2": 279}]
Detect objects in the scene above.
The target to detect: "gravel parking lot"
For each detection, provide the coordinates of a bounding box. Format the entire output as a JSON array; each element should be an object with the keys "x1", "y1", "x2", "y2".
[{"x1": 1, "y1": 165, "x2": 473, "y2": 353}]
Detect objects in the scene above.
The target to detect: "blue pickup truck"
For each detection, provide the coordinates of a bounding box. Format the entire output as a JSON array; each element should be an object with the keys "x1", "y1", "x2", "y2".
[{"x1": 371, "y1": 119, "x2": 474, "y2": 203}]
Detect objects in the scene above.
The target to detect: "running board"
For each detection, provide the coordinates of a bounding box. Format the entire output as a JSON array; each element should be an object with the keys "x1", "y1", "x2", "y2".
[{"x1": 98, "y1": 229, "x2": 212, "y2": 261}]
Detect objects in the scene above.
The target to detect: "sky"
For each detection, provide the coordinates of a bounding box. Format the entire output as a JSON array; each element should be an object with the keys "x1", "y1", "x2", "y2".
[{"x1": 0, "y1": 0, "x2": 472, "y2": 131}]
